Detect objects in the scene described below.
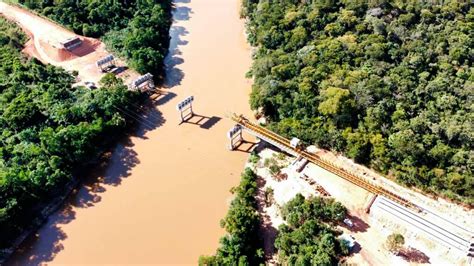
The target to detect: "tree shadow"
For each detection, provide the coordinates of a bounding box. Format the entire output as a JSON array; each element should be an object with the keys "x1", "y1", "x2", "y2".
[
  {"x1": 132, "y1": 105, "x2": 166, "y2": 139},
  {"x1": 6, "y1": 205, "x2": 75, "y2": 266},
  {"x1": 340, "y1": 213, "x2": 370, "y2": 233},
  {"x1": 399, "y1": 247, "x2": 430, "y2": 264},
  {"x1": 6, "y1": 106, "x2": 165, "y2": 265},
  {"x1": 254, "y1": 176, "x2": 278, "y2": 261},
  {"x1": 163, "y1": 25, "x2": 188, "y2": 88},
  {"x1": 163, "y1": 3, "x2": 191, "y2": 89},
  {"x1": 174, "y1": 6, "x2": 192, "y2": 21}
]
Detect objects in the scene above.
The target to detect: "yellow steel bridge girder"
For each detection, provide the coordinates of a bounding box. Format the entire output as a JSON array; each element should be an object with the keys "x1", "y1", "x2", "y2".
[{"x1": 231, "y1": 114, "x2": 417, "y2": 211}]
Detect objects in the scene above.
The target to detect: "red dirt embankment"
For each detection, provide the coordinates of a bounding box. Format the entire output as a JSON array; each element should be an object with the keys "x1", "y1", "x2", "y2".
[{"x1": 0, "y1": 2, "x2": 139, "y2": 85}]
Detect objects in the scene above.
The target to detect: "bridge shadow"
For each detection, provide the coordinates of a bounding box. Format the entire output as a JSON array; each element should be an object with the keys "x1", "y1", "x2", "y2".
[
  {"x1": 234, "y1": 140, "x2": 258, "y2": 153},
  {"x1": 69, "y1": 38, "x2": 101, "y2": 57},
  {"x1": 182, "y1": 114, "x2": 222, "y2": 130},
  {"x1": 110, "y1": 66, "x2": 128, "y2": 76},
  {"x1": 149, "y1": 90, "x2": 177, "y2": 106}
]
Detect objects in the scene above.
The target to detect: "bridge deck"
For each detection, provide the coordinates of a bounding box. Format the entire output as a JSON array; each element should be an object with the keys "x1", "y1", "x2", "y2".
[{"x1": 231, "y1": 114, "x2": 418, "y2": 210}]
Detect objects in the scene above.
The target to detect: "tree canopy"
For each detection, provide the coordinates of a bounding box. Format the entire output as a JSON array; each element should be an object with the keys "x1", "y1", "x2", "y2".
[
  {"x1": 20, "y1": 0, "x2": 172, "y2": 78},
  {"x1": 242, "y1": 0, "x2": 473, "y2": 204},
  {"x1": 199, "y1": 168, "x2": 264, "y2": 265},
  {"x1": 0, "y1": 17, "x2": 146, "y2": 253},
  {"x1": 386, "y1": 233, "x2": 405, "y2": 254},
  {"x1": 275, "y1": 193, "x2": 349, "y2": 265}
]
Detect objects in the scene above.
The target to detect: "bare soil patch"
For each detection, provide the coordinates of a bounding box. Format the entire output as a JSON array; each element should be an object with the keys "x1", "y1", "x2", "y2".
[{"x1": 0, "y1": 2, "x2": 139, "y2": 86}]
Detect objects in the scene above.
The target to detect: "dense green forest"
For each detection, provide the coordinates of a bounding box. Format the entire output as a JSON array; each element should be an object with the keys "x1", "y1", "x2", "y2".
[
  {"x1": 276, "y1": 194, "x2": 348, "y2": 264},
  {"x1": 19, "y1": 0, "x2": 172, "y2": 77},
  {"x1": 200, "y1": 168, "x2": 349, "y2": 265},
  {"x1": 199, "y1": 168, "x2": 264, "y2": 265},
  {"x1": 242, "y1": 0, "x2": 473, "y2": 203},
  {"x1": 0, "y1": 18, "x2": 145, "y2": 252}
]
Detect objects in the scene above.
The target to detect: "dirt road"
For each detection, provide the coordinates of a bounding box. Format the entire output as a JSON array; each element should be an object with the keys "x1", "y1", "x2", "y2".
[
  {"x1": 0, "y1": 2, "x2": 139, "y2": 85},
  {"x1": 6, "y1": 0, "x2": 254, "y2": 264}
]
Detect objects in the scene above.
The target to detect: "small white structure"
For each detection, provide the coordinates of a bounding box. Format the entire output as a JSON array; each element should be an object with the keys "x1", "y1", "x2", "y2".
[
  {"x1": 61, "y1": 37, "x2": 82, "y2": 51},
  {"x1": 343, "y1": 218, "x2": 354, "y2": 228},
  {"x1": 176, "y1": 96, "x2": 194, "y2": 123},
  {"x1": 96, "y1": 54, "x2": 116, "y2": 72},
  {"x1": 129, "y1": 73, "x2": 154, "y2": 91},
  {"x1": 306, "y1": 145, "x2": 317, "y2": 154},
  {"x1": 227, "y1": 124, "x2": 243, "y2": 150},
  {"x1": 290, "y1": 137, "x2": 301, "y2": 149},
  {"x1": 339, "y1": 234, "x2": 356, "y2": 251}
]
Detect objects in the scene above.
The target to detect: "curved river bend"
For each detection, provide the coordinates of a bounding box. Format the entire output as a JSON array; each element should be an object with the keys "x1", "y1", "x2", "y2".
[{"x1": 9, "y1": 0, "x2": 253, "y2": 264}]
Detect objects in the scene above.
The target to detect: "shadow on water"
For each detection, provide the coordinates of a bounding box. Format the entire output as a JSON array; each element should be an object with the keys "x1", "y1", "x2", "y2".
[
  {"x1": 182, "y1": 114, "x2": 222, "y2": 130},
  {"x1": 151, "y1": 90, "x2": 177, "y2": 106},
  {"x1": 133, "y1": 104, "x2": 167, "y2": 139},
  {"x1": 163, "y1": 3, "x2": 192, "y2": 88},
  {"x1": 234, "y1": 140, "x2": 258, "y2": 153},
  {"x1": 174, "y1": 6, "x2": 192, "y2": 21},
  {"x1": 7, "y1": 108, "x2": 165, "y2": 265},
  {"x1": 163, "y1": 25, "x2": 189, "y2": 88}
]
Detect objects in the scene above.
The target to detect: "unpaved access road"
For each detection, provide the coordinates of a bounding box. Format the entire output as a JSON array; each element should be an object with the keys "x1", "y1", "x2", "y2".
[
  {"x1": 0, "y1": 2, "x2": 139, "y2": 85},
  {"x1": 5, "y1": 0, "x2": 254, "y2": 264}
]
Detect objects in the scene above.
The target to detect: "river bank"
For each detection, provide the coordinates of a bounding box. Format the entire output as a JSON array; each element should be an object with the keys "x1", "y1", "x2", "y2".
[{"x1": 7, "y1": 0, "x2": 254, "y2": 264}]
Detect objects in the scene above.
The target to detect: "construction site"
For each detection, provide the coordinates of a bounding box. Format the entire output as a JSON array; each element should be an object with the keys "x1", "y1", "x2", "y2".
[
  {"x1": 1, "y1": 0, "x2": 472, "y2": 265},
  {"x1": 0, "y1": 2, "x2": 153, "y2": 91},
  {"x1": 231, "y1": 114, "x2": 474, "y2": 265}
]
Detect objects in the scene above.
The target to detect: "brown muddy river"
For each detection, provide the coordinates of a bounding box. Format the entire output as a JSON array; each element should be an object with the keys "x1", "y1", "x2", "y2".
[{"x1": 8, "y1": 0, "x2": 253, "y2": 264}]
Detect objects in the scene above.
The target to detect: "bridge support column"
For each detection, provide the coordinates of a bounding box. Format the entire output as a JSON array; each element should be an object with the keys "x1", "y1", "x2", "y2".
[
  {"x1": 176, "y1": 96, "x2": 195, "y2": 124},
  {"x1": 227, "y1": 125, "x2": 243, "y2": 150}
]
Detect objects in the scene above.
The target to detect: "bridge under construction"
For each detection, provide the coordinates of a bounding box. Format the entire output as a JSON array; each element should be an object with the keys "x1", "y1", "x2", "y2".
[
  {"x1": 230, "y1": 113, "x2": 474, "y2": 258},
  {"x1": 230, "y1": 113, "x2": 418, "y2": 210}
]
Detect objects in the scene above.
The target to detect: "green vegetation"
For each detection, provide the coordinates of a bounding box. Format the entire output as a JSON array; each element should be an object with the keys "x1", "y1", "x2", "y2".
[
  {"x1": 386, "y1": 233, "x2": 405, "y2": 254},
  {"x1": 275, "y1": 193, "x2": 349, "y2": 265},
  {"x1": 249, "y1": 151, "x2": 260, "y2": 164},
  {"x1": 201, "y1": 167, "x2": 349, "y2": 265},
  {"x1": 0, "y1": 17, "x2": 145, "y2": 250},
  {"x1": 199, "y1": 168, "x2": 264, "y2": 265},
  {"x1": 242, "y1": 0, "x2": 473, "y2": 203},
  {"x1": 264, "y1": 187, "x2": 274, "y2": 207},
  {"x1": 20, "y1": 0, "x2": 172, "y2": 77}
]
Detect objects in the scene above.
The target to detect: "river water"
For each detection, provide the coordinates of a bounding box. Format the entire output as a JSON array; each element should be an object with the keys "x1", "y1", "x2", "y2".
[{"x1": 8, "y1": 0, "x2": 253, "y2": 264}]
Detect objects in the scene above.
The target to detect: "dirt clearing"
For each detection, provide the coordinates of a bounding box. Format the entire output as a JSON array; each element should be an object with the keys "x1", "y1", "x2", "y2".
[{"x1": 0, "y1": 2, "x2": 139, "y2": 85}]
